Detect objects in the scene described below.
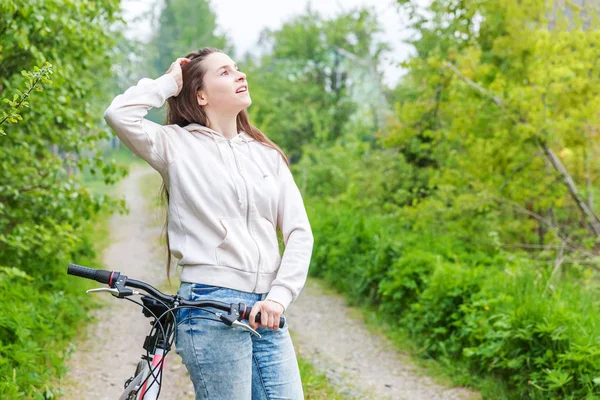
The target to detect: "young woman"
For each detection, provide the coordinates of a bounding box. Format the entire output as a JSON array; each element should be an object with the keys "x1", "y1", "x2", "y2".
[{"x1": 103, "y1": 47, "x2": 314, "y2": 399}]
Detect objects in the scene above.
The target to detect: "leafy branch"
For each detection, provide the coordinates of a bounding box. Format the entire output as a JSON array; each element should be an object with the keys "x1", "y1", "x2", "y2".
[
  {"x1": 0, "y1": 61, "x2": 53, "y2": 136},
  {"x1": 443, "y1": 60, "x2": 600, "y2": 240}
]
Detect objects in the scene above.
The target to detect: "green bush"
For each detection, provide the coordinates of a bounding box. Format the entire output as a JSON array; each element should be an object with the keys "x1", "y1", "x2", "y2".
[
  {"x1": 303, "y1": 141, "x2": 600, "y2": 399},
  {"x1": 402, "y1": 261, "x2": 486, "y2": 359},
  {"x1": 0, "y1": 216, "x2": 105, "y2": 399},
  {"x1": 462, "y1": 267, "x2": 600, "y2": 399},
  {"x1": 306, "y1": 194, "x2": 600, "y2": 398},
  {"x1": 0, "y1": 1, "x2": 127, "y2": 397},
  {"x1": 378, "y1": 250, "x2": 439, "y2": 316}
]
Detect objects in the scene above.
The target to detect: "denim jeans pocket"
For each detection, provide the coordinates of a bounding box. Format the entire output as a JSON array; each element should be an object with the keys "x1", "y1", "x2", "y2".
[{"x1": 189, "y1": 283, "x2": 222, "y2": 295}]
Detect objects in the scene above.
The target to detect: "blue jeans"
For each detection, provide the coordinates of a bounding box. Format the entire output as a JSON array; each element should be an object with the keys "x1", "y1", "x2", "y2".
[{"x1": 174, "y1": 282, "x2": 304, "y2": 399}]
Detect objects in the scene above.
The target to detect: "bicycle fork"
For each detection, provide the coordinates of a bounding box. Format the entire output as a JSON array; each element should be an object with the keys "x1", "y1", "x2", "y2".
[
  {"x1": 120, "y1": 317, "x2": 173, "y2": 400},
  {"x1": 137, "y1": 347, "x2": 166, "y2": 399}
]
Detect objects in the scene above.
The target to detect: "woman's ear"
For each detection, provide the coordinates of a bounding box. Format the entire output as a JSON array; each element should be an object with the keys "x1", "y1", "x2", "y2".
[{"x1": 197, "y1": 90, "x2": 208, "y2": 106}]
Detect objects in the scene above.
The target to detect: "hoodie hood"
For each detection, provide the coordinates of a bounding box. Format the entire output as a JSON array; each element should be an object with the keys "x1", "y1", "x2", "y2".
[{"x1": 183, "y1": 122, "x2": 254, "y2": 143}]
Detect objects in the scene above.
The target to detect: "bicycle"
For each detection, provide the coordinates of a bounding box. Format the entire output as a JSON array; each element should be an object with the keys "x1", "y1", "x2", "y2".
[{"x1": 66, "y1": 263, "x2": 285, "y2": 400}]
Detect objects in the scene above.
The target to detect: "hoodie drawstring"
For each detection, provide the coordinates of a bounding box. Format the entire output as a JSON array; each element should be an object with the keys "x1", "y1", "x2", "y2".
[
  {"x1": 242, "y1": 137, "x2": 269, "y2": 178},
  {"x1": 210, "y1": 132, "x2": 244, "y2": 207},
  {"x1": 208, "y1": 131, "x2": 269, "y2": 210}
]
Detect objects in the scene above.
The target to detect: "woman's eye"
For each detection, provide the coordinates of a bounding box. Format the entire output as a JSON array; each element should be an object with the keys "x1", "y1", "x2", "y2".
[{"x1": 221, "y1": 69, "x2": 240, "y2": 76}]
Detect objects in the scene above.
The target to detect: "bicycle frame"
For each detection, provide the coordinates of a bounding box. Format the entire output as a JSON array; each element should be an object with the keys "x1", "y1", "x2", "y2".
[
  {"x1": 120, "y1": 296, "x2": 176, "y2": 400},
  {"x1": 120, "y1": 348, "x2": 167, "y2": 400}
]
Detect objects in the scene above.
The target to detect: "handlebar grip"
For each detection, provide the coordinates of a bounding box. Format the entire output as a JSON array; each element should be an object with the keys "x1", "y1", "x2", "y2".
[
  {"x1": 255, "y1": 312, "x2": 285, "y2": 329},
  {"x1": 67, "y1": 263, "x2": 112, "y2": 285}
]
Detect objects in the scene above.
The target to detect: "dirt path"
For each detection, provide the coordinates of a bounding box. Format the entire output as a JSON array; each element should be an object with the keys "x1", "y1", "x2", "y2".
[
  {"x1": 61, "y1": 164, "x2": 480, "y2": 400},
  {"x1": 60, "y1": 166, "x2": 193, "y2": 399},
  {"x1": 286, "y1": 280, "x2": 481, "y2": 399}
]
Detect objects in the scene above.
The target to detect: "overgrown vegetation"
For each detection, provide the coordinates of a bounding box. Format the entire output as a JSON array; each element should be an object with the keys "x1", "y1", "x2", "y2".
[
  {"x1": 3, "y1": 0, "x2": 599, "y2": 398},
  {"x1": 278, "y1": 1, "x2": 600, "y2": 398},
  {"x1": 0, "y1": 1, "x2": 129, "y2": 397}
]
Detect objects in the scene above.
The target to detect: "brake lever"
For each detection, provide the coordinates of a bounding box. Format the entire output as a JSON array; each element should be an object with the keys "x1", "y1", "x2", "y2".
[
  {"x1": 86, "y1": 287, "x2": 140, "y2": 297},
  {"x1": 216, "y1": 312, "x2": 262, "y2": 338},
  {"x1": 231, "y1": 320, "x2": 262, "y2": 338}
]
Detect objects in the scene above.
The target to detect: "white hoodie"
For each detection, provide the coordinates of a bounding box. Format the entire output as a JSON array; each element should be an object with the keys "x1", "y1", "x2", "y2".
[{"x1": 103, "y1": 73, "x2": 314, "y2": 311}]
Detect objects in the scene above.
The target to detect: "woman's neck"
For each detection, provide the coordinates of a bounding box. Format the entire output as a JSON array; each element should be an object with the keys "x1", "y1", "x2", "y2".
[{"x1": 205, "y1": 111, "x2": 239, "y2": 139}]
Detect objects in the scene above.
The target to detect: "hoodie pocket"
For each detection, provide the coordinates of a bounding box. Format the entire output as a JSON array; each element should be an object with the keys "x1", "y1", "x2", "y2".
[
  {"x1": 254, "y1": 217, "x2": 282, "y2": 273},
  {"x1": 215, "y1": 217, "x2": 259, "y2": 271}
]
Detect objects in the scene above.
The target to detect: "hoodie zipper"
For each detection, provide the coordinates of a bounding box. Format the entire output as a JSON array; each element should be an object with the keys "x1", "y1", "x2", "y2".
[{"x1": 227, "y1": 139, "x2": 262, "y2": 292}]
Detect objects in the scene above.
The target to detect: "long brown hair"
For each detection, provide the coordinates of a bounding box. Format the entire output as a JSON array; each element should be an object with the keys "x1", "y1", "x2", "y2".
[{"x1": 161, "y1": 47, "x2": 290, "y2": 281}]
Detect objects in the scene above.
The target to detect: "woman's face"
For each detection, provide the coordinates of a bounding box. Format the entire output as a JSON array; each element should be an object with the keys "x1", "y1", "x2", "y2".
[{"x1": 197, "y1": 52, "x2": 251, "y2": 114}]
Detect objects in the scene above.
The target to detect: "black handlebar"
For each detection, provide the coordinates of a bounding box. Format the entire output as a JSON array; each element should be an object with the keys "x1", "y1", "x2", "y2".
[
  {"x1": 68, "y1": 263, "x2": 113, "y2": 284},
  {"x1": 67, "y1": 263, "x2": 285, "y2": 329}
]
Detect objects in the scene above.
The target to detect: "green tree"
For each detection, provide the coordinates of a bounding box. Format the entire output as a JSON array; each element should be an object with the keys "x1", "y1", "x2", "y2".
[
  {"x1": 0, "y1": 0, "x2": 127, "y2": 396},
  {"x1": 244, "y1": 5, "x2": 390, "y2": 162},
  {"x1": 0, "y1": 0, "x2": 126, "y2": 274},
  {"x1": 384, "y1": 0, "x2": 600, "y2": 263}
]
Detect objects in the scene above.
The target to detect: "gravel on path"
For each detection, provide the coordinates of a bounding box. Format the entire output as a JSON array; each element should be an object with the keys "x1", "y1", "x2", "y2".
[
  {"x1": 60, "y1": 166, "x2": 194, "y2": 400},
  {"x1": 286, "y1": 278, "x2": 482, "y2": 400}
]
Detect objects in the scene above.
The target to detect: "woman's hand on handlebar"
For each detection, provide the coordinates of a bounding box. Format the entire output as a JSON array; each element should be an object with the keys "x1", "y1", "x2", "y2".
[
  {"x1": 165, "y1": 58, "x2": 191, "y2": 97},
  {"x1": 249, "y1": 300, "x2": 284, "y2": 331}
]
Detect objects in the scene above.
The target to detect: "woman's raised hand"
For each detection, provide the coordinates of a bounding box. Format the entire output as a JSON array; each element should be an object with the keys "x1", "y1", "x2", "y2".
[{"x1": 165, "y1": 58, "x2": 191, "y2": 97}]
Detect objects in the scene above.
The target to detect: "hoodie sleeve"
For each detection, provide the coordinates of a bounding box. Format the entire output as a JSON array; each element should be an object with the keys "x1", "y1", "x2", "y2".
[
  {"x1": 103, "y1": 73, "x2": 179, "y2": 173},
  {"x1": 265, "y1": 155, "x2": 315, "y2": 311}
]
